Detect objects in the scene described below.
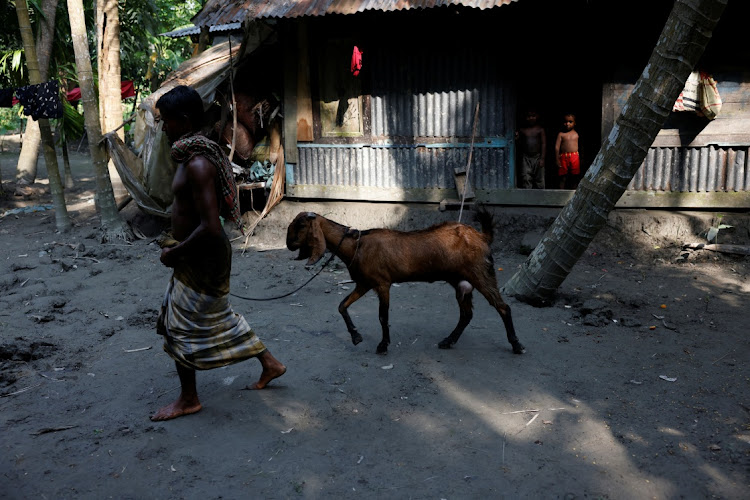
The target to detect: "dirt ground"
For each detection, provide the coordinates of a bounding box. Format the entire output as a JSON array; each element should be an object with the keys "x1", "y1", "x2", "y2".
[{"x1": 1, "y1": 147, "x2": 749, "y2": 499}]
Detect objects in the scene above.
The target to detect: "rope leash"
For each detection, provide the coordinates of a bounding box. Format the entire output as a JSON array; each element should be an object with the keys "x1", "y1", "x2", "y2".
[{"x1": 229, "y1": 229, "x2": 356, "y2": 302}]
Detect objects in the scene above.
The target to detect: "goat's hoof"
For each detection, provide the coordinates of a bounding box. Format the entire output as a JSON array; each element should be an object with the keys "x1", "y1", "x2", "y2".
[
  {"x1": 351, "y1": 332, "x2": 363, "y2": 345},
  {"x1": 438, "y1": 338, "x2": 454, "y2": 349},
  {"x1": 376, "y1": 343, "x2": 388, "y2": 355},
  {"x1": 512, "y1": 342, "x2": 526, "y2": 354}
]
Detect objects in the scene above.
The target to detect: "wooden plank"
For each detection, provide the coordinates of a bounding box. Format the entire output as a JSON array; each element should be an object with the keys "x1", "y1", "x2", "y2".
[
  {"x1": 684, "y1": 243, "x2": 750, "y2": 256},
  {"x1": 453, "y1": 168, "x2": 475, "y2": 200},
  {"x1": 296, "y1": 21, "x2": 313, "y2": 142},
  {"x1": 287, "y1": 185, "x2": 750, "y2": 209},
  {"x1": 238, "y1": 182, "x2": 265, "y2": 190},
  {"x1": 615, "y1": 190, "x2": 750, "y2": 209},
  {"x1": 282, "y1": 22, "x2": 298, "y2": 165}
]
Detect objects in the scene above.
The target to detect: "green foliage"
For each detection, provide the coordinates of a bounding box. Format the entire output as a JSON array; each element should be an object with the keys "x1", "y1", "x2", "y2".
[
  {"x1": 0, "y1": 49, "x2": 25, "y2": 87},
  {"x1": 0, "y1": 0, "x2": 201, "y2": 132},
  {"x1": 57, "y1": 98, "x2": 85, "y2": 144},
  {"x1": 0, "y1": 108, "x2": 24, "y2": 134},
  {"x1": 706, "y1": 214, "x2": 733, "y2": 244},
  {"x1": 0, "y1": 1, "x2": 23, "y2": 88},
  {"x1": 119, "y1": 0, "x2": 197, "y2": 93}
]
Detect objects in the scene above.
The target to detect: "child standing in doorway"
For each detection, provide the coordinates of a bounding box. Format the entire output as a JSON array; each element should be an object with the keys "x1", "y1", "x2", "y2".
[
  {"x1": 516, "y1": 109, "x2": 546, "y2": 189},
  {"x1": 555, "y1": 113, "x2": 580, "y2": 189}
]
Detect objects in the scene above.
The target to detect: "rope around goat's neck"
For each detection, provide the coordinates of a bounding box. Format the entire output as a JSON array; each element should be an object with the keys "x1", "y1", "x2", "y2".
[{"x1": 230, "y1": 227, "x2": 354, "y2": 301}]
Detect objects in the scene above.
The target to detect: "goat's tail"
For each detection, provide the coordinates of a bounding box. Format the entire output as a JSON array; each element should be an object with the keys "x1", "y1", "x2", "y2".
[{"x1": 474, "y1": 207, "x2": 495, "y2": 245}]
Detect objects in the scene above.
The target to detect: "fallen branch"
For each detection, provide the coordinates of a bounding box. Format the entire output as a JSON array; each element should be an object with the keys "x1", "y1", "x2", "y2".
[
  {"x1": 123, "y1": 346, "x2": 152, "y2": 353},
  {"x1": 501, "y1": 409, "x2": 540, "y2": 415},
  {"x1": 39, "y1": 373, "x2": 63, "y2": 382},
  {"x1": 74, "y1": 256, "x2": 101, "y2": 264},
  {"x1": 0, "y1": 383, "x2": 42, "y2": 398},
  {"x1": 31, "y1": 425, "x2": 77, "y2": 436},
  {"x1": 712, "y1": 352, "x2": 731, "y2": 365},
  {"x1": 683, "y1": 243, "x2": 750, "y2": 256}
]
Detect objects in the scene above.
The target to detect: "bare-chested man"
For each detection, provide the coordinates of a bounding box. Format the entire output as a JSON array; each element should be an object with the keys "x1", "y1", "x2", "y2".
[
  {"x1": 555, "y1": 113, "x2": 581, "y2": 189},
  {"x1": 151, "y1": 85, "x2": 285, "y2": 421},
  {"x1": 516, "y1": 109, "x2": 546, "y2": 189}
]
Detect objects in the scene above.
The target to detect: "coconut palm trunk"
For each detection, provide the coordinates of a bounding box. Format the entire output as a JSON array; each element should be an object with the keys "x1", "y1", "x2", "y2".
[
  {"x1": 15, "y1": 0, "x2": 71, "y2": 232},
  {"x1": 96, "y1": 0, "x2": 126, "y2": 200},
  {"x1": 67, "y1": 0, "x2": 132, "y2": 241},
  {"x1": 14, "y1": 0, "x2": 59, "y2": 186},
  {"x1": 503, "y1": 0, "x2": 728, "y2": 304}
]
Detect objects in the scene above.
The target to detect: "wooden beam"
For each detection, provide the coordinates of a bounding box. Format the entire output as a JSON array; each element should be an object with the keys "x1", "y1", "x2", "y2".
[
  {"x1": 286, "y1": 185, "x2": 750, "y2": 209},
  {"x1": 282, "y1": 21, "x2": 298, "y2": 165}
]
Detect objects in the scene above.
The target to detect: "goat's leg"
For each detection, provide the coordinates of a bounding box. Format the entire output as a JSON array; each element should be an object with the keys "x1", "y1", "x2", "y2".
[
  {"x1": 475, "y1": 282, "x2": 526, "y2": 354},
  {"x1": 374, "y1": 285, "x2": 391, "y2": 355},
  {"x1": 438, "y1": 282, "x2": 474, "y2": 349},
  {"x1": 338, "y1": 284, "x2": 370, "y2": 346}
]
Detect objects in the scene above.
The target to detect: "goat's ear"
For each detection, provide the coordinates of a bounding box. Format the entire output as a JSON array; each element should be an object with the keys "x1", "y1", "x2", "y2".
[{"x1": 306, "y1": 216, "x2": 327, "y2": 266}]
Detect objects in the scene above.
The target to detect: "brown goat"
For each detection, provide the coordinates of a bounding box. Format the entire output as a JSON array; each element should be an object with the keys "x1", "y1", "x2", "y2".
[{"x1": 286, "y1": 210, "x2": 526, "y2": 355}]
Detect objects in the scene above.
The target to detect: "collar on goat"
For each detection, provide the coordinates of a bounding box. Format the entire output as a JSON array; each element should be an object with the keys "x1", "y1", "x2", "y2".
[{"x1": 343, "y1": 227, "x2": 362, "y2": 266}]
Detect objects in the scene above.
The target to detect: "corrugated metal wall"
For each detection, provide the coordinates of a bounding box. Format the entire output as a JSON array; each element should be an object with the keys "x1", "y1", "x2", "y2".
[
  {"x1": 369, "y1": 50, "x2": 507, "y2": 139},
  {"x1": 293, "y1": 45, "x2": 512, "y2": 197},
  {"x1": 630, "y1": 146, "x2": 750, "y2": 192},
  {"x1": 297, "y1": 145, "x2": 510, "y2": 189}
]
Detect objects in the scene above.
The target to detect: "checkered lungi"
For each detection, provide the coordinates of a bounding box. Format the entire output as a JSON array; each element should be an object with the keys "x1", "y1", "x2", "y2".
[{"x1": 157, "y1": 276, "x2": 266, "y2": 371}]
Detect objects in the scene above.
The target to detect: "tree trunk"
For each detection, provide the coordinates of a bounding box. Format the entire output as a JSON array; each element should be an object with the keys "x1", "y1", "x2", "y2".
[
  {"x1": 503, "y1": 0, "x2": 728, "y2": 304},
  {"x1": 14, "y1": 0, "x2": 59, "y2": 185},
  {"x1": 15, "y1": 122, "x2": 40, "y2": 185},
  {"x1": 15, "y1": 0, "x2": 71, "y2": 232},
  {"x1": 61, "y1": 140, "x2": 74, "y2": 189},
  {"x1": 67, "y1": 0, "x2": 132, "y2": 241},
  {"x1": 96, "y1": 0, "x2": 127, "y2": 201}
]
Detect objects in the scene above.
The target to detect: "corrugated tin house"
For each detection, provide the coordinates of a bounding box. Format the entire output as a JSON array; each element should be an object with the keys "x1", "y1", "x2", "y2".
[{"x1": 189, "y1": 0, "x2": 750, "y2": 209}]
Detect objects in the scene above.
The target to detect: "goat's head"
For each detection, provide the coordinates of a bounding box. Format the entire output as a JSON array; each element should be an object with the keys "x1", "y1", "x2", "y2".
[{"x1": 286, "y1": 212, "x2": 326, "y2": 266}]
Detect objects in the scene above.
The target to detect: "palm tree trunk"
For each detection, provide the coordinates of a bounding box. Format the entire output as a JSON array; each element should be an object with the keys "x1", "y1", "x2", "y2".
[
  {"x1": 67, "y1": 0, "x2": 132, "y2": 241},
  {"x1": 96, "y1": 0, "x2": 126, "y2": 200},
  {"x1": 503, "y1": 0, "x2": 728, "y2": 304},
  {"x1": 14, "y1": 0, "x2": 59, "y2": 186},
  {"x1": 15, "y1": 0, "x2": 71, "y2": 232}
]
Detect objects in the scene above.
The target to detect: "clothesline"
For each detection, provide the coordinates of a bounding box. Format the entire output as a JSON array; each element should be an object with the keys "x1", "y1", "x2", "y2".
[{"x1": 1, "y1": 80, "x2": 136, "y2": 121}]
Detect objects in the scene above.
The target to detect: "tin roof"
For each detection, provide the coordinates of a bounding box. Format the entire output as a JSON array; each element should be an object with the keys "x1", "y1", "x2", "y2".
[
  {"x1": 192, "y1": 0, "x2": 519, "y2": 27},
  {"x1": 160, "y1": 22, "x2": 242, "y2": 38}
]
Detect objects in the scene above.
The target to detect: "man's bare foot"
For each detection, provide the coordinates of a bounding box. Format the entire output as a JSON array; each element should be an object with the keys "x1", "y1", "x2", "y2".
[
  {"x1": 247, "y1": 353, "x2": 286, "y2": 390},
  {"x1": 150, "y1": 397, "x2": 202, "y2": 421}
]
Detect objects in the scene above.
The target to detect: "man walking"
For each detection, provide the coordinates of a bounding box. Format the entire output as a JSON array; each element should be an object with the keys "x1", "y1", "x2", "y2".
[{"x1": 151, "y1": 85, "x2": 285, "y2": 421}]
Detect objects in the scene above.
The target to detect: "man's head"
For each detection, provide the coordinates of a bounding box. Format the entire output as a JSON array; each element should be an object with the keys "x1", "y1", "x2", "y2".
[{"x1": 155, "y1": 85, "x2": 205, "y2": 144}]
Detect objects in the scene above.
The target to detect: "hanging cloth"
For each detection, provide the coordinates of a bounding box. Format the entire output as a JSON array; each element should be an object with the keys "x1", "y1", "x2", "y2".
[
  {"x1": 15, "y1": 80, "x2": 63, "y2": 120},
  {"x1": 698, "y1": 72, "x2": 722, "y2": 120},
  {"x1": 672, "y1": 71, "x2": 700, "y2": 113},
  {"x1": 351, "y1": 46, "x2": 363, "y2": 76},
  {"x1": 0, "y1": 88, "x2": 13, "y2": 108}
]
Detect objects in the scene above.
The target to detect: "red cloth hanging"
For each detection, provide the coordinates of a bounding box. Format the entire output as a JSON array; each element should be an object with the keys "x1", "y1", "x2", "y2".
[
  {"x1": 351, "y1": 46, "x2": 363, "y2": 76},
  {"x1": 65, "y1": 80, "x2": 135, "y2": 102}
]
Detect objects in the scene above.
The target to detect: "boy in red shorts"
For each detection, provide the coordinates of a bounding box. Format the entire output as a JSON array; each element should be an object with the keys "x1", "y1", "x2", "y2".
[{"x1": 555, "y1": 113, "x2": 580, "y2": 189}]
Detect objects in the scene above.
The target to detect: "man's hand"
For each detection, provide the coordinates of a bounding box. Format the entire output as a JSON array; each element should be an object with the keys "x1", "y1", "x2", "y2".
[{"x1": 160, "y1": 247, "x2": 178, "y2": 268}]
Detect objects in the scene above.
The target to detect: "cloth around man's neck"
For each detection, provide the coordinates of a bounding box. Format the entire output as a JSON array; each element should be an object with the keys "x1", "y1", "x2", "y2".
[{"x1": 170, "y1": 132, "x2": 244, "y2": 234}]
